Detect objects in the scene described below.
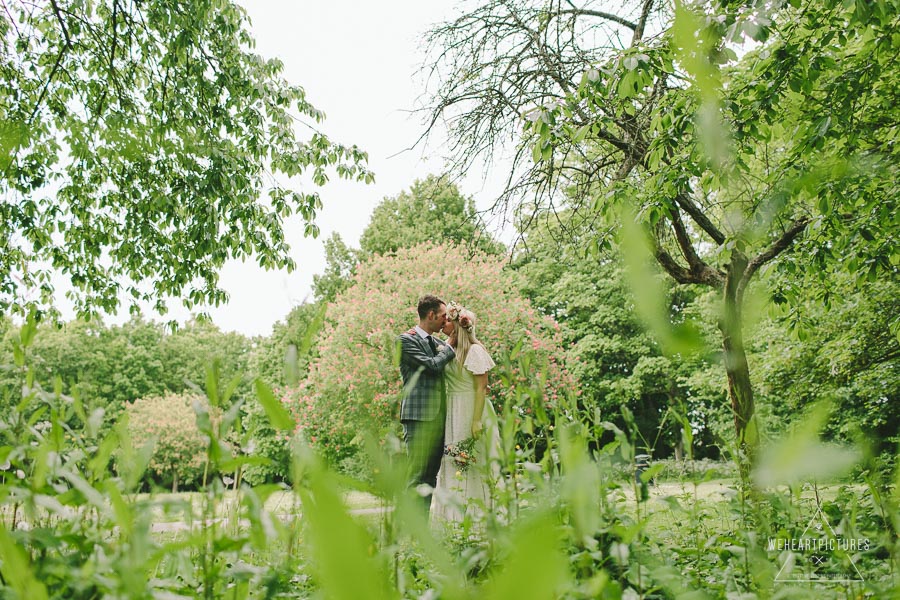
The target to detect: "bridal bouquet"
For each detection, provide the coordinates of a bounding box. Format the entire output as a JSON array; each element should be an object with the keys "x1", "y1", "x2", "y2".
[{"x1": 444, "y1": 437, "x2": 477, "y2": 472}]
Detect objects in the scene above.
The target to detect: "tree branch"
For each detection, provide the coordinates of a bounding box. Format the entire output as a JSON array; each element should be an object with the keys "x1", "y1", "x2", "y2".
[
  {"x1": 94, "y1": 0, "x2": 121, "y2": 117},
  {"x1": 674, "y1": 192, "x2": 726, "y2": 245},
  {"x1": 631, "y1": 0, "x2": 655, "y2": 46},
  {"x1": 558, "y1": 6, "x2": 637, "y2": 31},
  {"x1": 652, "y1": 243, "x2": 701, "y2": 285},
  {"x1": 28, "y1": 0, "x2": 72, "y2": 124},
  {"x1": 669, "y1": 206, "x2": 725, "y2": 287},
  {"x1": 0, "y1": 0, "x2": 21, "y2": 38},
  {"x1": 737, "y1": 217, "x2": 810, "y2": 302}
]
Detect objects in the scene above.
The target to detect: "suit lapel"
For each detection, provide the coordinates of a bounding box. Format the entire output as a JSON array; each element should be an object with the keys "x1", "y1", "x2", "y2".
[{"x1": 404, "y1": 332, "x2": 435, "y2": 356}]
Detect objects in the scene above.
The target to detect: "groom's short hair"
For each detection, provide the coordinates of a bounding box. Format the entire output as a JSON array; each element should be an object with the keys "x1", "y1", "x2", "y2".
[{"x1": 417, "y1": 294, "x2": 445, "y2": 319}]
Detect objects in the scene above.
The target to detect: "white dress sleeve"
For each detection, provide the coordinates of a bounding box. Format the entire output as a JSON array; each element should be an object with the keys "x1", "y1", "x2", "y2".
[{"x1": 464, "y1": 344, "x2": 496, "y2": 375}]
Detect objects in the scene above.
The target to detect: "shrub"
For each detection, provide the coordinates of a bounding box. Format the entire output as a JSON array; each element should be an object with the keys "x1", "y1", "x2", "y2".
[
  {"x1": 125, "y1": 392, "x2": 207, "y2": 490},
  {"x1": 284, "y1": 242, "x2": 576, "y2": 466}
]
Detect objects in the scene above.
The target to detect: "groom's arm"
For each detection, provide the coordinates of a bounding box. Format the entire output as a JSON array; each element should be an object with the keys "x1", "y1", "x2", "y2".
[{"x1": 399, "y1": 335, "x2": 455, "y2": 374}]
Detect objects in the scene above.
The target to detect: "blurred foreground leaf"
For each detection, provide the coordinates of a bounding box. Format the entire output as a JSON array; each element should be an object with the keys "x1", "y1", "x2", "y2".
[
  {"x1": 0, "y1": 525, "x2": 49, "y2": 600},
  {"x1": 754, "y1": 401, "x2": 861, "y2": 487},
  {"x1": 480, "y1": 512, "x2": 570, "y2": 599},
  {"x1": 296, "y1": 444, "x2": 396, "y2": 600},
  {"x1": 255, "y1": 379, "x2": 295, "y2": 431}
]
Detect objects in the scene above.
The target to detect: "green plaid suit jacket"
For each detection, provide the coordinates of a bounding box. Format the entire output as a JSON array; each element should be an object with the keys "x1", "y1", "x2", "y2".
[{"x1": 398, "y1": 332, "x2": 456, "y2": 422}]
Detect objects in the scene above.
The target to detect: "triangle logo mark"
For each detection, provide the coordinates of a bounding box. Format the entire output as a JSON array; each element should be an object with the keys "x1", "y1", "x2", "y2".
[{"x1": 770, "y1": 504, "x2": 867, "y2": 584}]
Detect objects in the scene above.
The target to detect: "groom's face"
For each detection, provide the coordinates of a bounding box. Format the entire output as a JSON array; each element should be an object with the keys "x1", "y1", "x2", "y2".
[{"x1": 427, "y1": 304, "x2": 448, "y2": 334}]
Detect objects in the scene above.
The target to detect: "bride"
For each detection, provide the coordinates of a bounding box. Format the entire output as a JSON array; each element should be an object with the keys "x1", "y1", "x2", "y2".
[{"x1": 431, "y1": 301, "x2": 501, "y2": 522}]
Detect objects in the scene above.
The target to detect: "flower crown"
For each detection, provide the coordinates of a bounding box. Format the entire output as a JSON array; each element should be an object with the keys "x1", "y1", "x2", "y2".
[{"x1": 446, "y1": 301, "x2": 475, "y2": 331}]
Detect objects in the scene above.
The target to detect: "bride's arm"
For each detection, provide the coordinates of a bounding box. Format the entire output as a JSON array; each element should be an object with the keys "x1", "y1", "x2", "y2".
[{"x1": 472, "y1": 373, "x2": 487, "y2": 438}]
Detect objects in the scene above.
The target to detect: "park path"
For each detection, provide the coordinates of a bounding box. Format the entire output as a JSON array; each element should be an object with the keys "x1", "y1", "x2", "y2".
[
  {"x1": 149, "y1": 505, "x2": 391, "y2": 533},
  {"x1": 626, "y1": 480, "x2": 737, "y2": 500},
  {"x1": 148, "y1": 481, "x2": 736, "y2": 533}
]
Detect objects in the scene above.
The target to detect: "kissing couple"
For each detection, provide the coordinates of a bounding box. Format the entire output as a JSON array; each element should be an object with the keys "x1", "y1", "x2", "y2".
[{"x1": 398, "y1": 294, "x2": 501, "y2": 522}]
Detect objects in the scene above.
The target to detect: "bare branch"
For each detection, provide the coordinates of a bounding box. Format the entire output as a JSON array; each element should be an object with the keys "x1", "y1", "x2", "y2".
[
  {"x1": 669, "y1": 206, "x2": 725, "y2": 287},
  {"x1": 631, "y1": 0, "x2": 654, "y2": 46},
  {"x1": 652, "y1": 241, "x2": 702, "y2": 285},
  {"x1": 418, "y1": 0, "x2": 672, "y2": 247},
  {"x1": 674, "y1": 192, "x2": 727, "y2": 246},
  {"x1": 737, "y1": 217, "x2": 810, "y2": 302},
  {"x1": 558, "y1": 8, "x2": 637, "y2": 30},
  {"x1": 49, "y1": 0, "x2": 71, "y2": 44}
]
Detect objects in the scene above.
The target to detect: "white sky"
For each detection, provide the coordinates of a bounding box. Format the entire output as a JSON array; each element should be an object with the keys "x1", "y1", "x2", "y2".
[{"x1": 77, "y1": 2, "x2": 515, "y2": 338}]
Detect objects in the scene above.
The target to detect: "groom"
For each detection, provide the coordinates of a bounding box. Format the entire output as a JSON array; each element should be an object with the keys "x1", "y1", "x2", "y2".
[{"x1": 399, "y1": 294, "x2": 456, "y2": 513}]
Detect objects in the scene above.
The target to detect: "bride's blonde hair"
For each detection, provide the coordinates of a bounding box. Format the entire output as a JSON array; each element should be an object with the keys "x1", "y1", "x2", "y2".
[{"x1": 451, "y1": 307, "x2": 480, "y2": 367}]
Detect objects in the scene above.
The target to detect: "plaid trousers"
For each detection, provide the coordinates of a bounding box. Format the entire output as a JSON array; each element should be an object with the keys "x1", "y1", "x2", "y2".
[{"x1": 402, "y1": 414, "x2": 445, "y2": 512}]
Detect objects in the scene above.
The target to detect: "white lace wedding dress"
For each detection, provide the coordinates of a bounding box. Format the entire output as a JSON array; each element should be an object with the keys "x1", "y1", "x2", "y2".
[{"x1": 431, "y1": 343, "x2": 501, "y2": 522}]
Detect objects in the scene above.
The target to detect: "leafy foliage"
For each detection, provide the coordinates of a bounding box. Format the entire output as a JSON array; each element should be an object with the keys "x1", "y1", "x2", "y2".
[
  {"x1": 512, "y1": 209, "x2": 726, "y2": 456},
  {"x1": 0, "y1": 0, "x2": 371, "y2": 319},
  {"x1": 248, "y1": 301, "x2": 324, "y2": 388},
  {"x1": 0, "y1": 0, "x2": 897, "y2": 597},
  {"x1": 422, "y1": 0, "x2": 899, "y2": 477},
  {"x1": 125, "y1": 392, "x2": 207, "y2": 490},
  {"x1": 312, "y1": 234, "x2": 360, "y2": 303},
  {"x1": 311, "y1": 175, "x2": 505, "y2": 304},
  {"x1": 754, "y1": 274, "x2": 900, "y2": 455},
  {"x1": 358, "y1": 174, "x2": 505, "y2": 258},
  {"x1": 0, "y1": 316, "x2": 897, "y2": 599},
  {"x1": 0, "y1": 315, "x2": 251, "y2": 431},
  {"x1": 243, "y1": 302, "x2": 326, "y2": 483}
]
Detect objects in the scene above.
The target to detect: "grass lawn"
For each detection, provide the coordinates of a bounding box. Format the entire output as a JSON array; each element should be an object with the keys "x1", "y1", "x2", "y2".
[{"x1": 142, "y1": 477, "x2": 865, "y2": 527}]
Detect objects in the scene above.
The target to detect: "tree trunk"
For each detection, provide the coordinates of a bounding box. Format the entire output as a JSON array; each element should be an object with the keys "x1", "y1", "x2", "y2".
[
  {"x1": 172, "y1": 472, "x2": 179, "y2": 494},
  {"x1": 719, "y1": 253, "x2": 759, "y2": 486},
  {"x1": 670, "y1": 387, "x2": 685, "y2": 462}
]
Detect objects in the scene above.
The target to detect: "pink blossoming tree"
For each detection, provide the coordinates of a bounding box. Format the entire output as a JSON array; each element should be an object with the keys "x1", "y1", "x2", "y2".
[{"x1": 283, "y1": 243, "x2": 575, "y2": 466}]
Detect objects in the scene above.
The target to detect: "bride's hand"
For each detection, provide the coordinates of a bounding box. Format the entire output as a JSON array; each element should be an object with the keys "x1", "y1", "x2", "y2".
[{"x1": 471, "y1": 420, "x2": 483, "y2": 438}]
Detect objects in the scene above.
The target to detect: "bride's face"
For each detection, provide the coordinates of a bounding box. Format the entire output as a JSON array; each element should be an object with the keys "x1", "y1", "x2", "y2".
[{"x1": 441, "y1": 319, "x2": 455, "y2": 336}]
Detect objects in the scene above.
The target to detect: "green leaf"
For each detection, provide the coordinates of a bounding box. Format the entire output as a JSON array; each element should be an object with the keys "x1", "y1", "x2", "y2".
[
  {"x1": 298, "y1": 301, "x2": 327, "y2": 360},
  {"x1": 254, "y1": 379, "x2": 294, "y2": 431},
  {"x1": 0, "y1": 524, "x2": 49, "y2": 600},
  {"x1": 219, "y1": 455, "x2": 271, "y2": 472},
  {"x1": 12, "y1": 342, "x2": 24, "y2": 368},
  {"x1": 754, "y1": 401, "x2": 862, "y2": 486},
  {"x1": 480, "y1": 512, "x2": 570, "y2": 599},
  {"x1": 541, "y1": 142, "x2": 553, "y2": 161},
  {"x1": 640, "y1": 463, "x2": 665, "y2": 483},
  {"x1": 19, "y1": 317, "x2": 37, "y2": 348},
  {"x1": 104, "y1": 481, "x2": 133, "y2": 534},
  {"x1": 219, "y1": 396, "x2": 245, "y2": 437},
  {"x1": 299, "y1": 457, "x2": 395, "y2": 600},
  {"x1": 59, "y1": 467, "x2": 109, "y2": 512},
  {"x1": 573, "y1": 124, "x2": 591, "y2": 142},
  {"x1": 205, "y1": 360, "x2": 221, "y2": 408},
  {"x1": 662, "y1": 495, "x2": 683, "y2": 512},
  {"x1": 88, "y1": 431, "x2": 119, "y2": 480},
  {"x1": 220, "y1": 374, "x2": 243, "y2": 407}
]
